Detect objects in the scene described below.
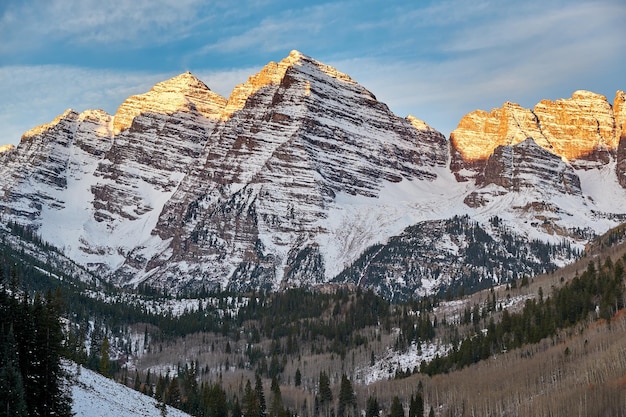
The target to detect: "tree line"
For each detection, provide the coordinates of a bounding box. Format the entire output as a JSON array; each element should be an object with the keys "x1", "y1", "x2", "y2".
[{"x1": 421, "y1": 256, "x2": 625, "y2": 376}]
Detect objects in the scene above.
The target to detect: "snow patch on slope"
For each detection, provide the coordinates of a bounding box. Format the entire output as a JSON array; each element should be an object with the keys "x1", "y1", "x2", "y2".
[
  {"x1": 70, "y1": 363, "x2": 191, "y2": 417},
  {"x1": 354, "y1": 337, "x2": 451, "y2": 385},
  {"x1": 317, "y1": 166, "x2": 472, "y2": 278}
]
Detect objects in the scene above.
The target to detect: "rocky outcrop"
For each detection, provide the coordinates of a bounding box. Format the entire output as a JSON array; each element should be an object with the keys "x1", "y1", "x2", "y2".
[
  {"x1": 112, "y1": 72, "x2": 226, "y2": 134},
  {"x1": 477, "y1": 138, "x2": 581, "y2": 194},
  {"x1": 451, "y1": 91, "x2": 623, "y2": 180},
  {"x1": 614, "y1": 91, "x2": 626, "y2": 187},
  {"x1": 0, "y1": 109, "x2": 113, "y2": 221},
  {"x1": 534, "y1": 90, "x2": 616, "y2": 168}
]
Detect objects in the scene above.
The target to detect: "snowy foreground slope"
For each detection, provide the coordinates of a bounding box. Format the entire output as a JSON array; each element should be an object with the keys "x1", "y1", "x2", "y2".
[{"x1": 70, "y1": 363, "x2": 191, "y2": 417}]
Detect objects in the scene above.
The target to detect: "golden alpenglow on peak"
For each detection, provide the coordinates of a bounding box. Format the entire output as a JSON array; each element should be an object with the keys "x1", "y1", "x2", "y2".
[
  {"x1": 22, "y1": 109, "x2": 79, "y2": 140},
  {"x1": 450, "y1": 103, "x2": 547, "y2": 163},
  {"x1": 221, "y1": 54, "x2": 300, "y2": 119},
  {"x1": 113, "y1": 72, "x2": 227, "y2": 135},
  {"x1": 407, "y1": 115, "x2": 436, "y2": 132},
  {"x1": 533, "y1": 90, "x2": 616, "y2": 160},
  {"x1": 451, "y1": 90, "x2": 622, "y2": 164},
  {"x1": 222, "y1": 50, "x2": 354, "y2": 119},
  {"x1": 614, "y1": 90, "x2": 626, "y2": 142}
]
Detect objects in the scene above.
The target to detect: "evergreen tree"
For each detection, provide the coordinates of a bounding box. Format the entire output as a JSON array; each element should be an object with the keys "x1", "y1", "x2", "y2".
[
  {"x1": 294, "y1": 368, "x2": 302, "y2": 387},
  {"x1": 155, "y1": 373, "x2": 167, "y2": 401},
  {"x1": 0, "y1": 326, "x2": 27, "y2": 417},
  {"x1": 389, "y1": 396, "x2": 404, "y2": 417},
  {"x1": 32, "y1": 290, "x2": 73, "y2": 417},
  {"x1": 205, "y1": 382, "x2": 228, "y2": 417},
  {"x1": 255, "y1": 373, "x2": 267, "y2": 417},
  {"x1": 0, "y1": 288, "x2": 72, "y2": 417},
  {"x1": 408, "y1": 393, "x2": 424, "y2": 417},
  {"x1": 99, "y1": 336, "x2": 111, "y2": 377},
  {"x1": 167, "y1": 377, "x2": 182, "y2": 409},
  {"x1": 244, "y1": 379, "x2": 261, "y2": 417},
  {"x1": 317, "y1": 370, "x2": 333, "y2": 417},
  {"x1": 268, "y1": 375, "x2": 283, "y2": 417},
  {"x1": 337, "y1": 374, "x2": 356, "y2": 417},
  {"x1": 366, "y1": 396, "x2": 380, "y2": 417}
]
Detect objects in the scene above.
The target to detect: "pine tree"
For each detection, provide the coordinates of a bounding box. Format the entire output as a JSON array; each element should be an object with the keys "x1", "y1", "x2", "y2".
[
  {"x1": 155, "y1": 374, "x2": 166, "y2": 401},
  {"x1": 99, "y1": 336, "x2": 110, "y2": 377},
  {"x1": 389, "y1": 396, "x2": 404, "y2": 417},
  {"x1": 167, "y1": 377, "x2": 182, "y2": 408},
  {"x1": 0, "y1": 326, "x2": 27, "y2": 417},
  {"x1": 294, "y1": 368, "x2": 302, "y2": 387},
  {"x1": 268, "y1": 375, "x2": 283, "y2": 417},
  {"x1": 317, "y1": 371, "x2": 333, "y2": 417},
  {"x1": 244, "y1": 379, "x2": 261, "y2": 417},
  {"x1": 337, "y1": 374, "x2": 356, "y2": 417},
  {"x1": 255, "y1": 373, "x2": 267, "y2": 417},
  {"x1": 366, "y1": 396, "x2": 380, "y2": 417},
  {"x1": 408, "y1": 393, "x2": 423, "y2": 417},
  {"x1": 30, "y1": 290, "x2": 72, "y2": 417}
]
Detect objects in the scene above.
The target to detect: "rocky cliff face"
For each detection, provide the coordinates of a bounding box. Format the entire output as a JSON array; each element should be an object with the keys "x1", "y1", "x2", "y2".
[
  {"x1": 476, "y1": 138, "x2": 581, "y2": 194},
  {"x1": 139, "y1": 51, "x2": 449, "y2": 290},
  {"x1": 0, "y1": 51, "x2": 624, "y2": 297},
  {"x1": 451, "y1": 90, "x2": 625, "y2": 180},
  {"x1": 614, "y1": 91, "x2": 626, "y2": 188}
]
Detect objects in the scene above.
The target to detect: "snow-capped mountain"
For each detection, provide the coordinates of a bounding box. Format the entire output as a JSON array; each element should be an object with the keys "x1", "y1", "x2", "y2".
[{"x1": 0, "y1": 50, "x2": 625, "y2": 297}]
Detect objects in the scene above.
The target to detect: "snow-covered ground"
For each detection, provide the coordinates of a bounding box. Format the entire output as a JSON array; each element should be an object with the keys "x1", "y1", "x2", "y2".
[
  {"x1": 83, "y1": 289, "x2": 248, "y2": 318},
  {"x1": 69, "y1": 362, "x2": 192, "y2": 417},
  {"x1": 354, "y1": 337, "x2": 451, "y2": 385}
]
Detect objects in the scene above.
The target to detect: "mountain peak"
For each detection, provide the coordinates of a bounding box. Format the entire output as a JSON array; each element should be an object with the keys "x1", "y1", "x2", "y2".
[
  {"x1": 222, "y1": 50, "x2": 354, "y2": 118},
  {"x1": 21, "y1": 109, "x2": 79, "y2": 140},
  {"x1": 451, "y1": 89, "x2": 623, "y2": 180},
  {"x1": 113, "y1": 72, "x2": 227, "y2": 134},
  {"x1": 0, "y1": 144, "x2": 15, "y2": 154},
  {"x1": 407, "y1": 115, "x2": 436, "y2": 132},
  {"x1": 154, "y1": 71, "x2": 211, "y2": 93}
]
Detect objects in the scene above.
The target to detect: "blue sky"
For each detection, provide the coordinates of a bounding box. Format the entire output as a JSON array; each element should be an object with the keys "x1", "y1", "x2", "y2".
[{"x1": 1, "y1": 0, "x2": 625, "y2": 146}]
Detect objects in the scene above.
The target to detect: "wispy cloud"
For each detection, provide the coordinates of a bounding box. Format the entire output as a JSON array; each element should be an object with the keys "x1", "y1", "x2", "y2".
[
  {"x1": 1, "y1": 0, "x2": 210, "y2": 52},
  {"x1": 332, "y1": 0, "x2": 626, "y2": 135},
  {"x1": 195, "y1": 2, "x2": 349, "y2": 56}
]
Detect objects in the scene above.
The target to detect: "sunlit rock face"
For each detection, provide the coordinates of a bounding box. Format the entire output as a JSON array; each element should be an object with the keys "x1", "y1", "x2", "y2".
[
  {"x1": 450, "y1": 102, "x2": 549, "y2": 181},
  {"x1": 451, "y1": 91, "x2": 623, "y2": 180},
  {"x1": 533, "y1": 90, "x2": 616, "y2": 167},
  {"x1": 614, "y1": 91, "x2": 626, "y2": 188},
  {"x1": 112, "y1": 72, "x2": 226, "y2": 134}
]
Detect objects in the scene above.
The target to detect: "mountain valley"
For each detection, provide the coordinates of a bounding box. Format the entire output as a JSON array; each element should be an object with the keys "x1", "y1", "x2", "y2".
[{"x1": 1, "y1": 50, "x2": 626, "y2": 416}]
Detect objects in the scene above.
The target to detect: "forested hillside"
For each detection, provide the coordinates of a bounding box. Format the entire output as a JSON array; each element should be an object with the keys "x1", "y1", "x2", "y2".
[{"x1": 1, "y1": 221, "x2": 625, "y2": 416}]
